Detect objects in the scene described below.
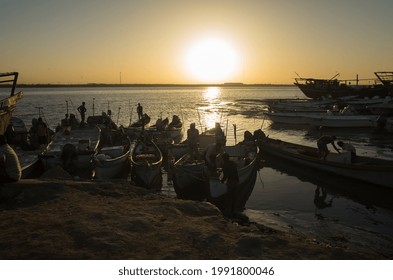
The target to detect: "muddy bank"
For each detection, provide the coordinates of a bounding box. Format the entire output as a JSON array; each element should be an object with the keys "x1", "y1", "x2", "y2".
[{"x1": 0, "y1": 178, "x2": 385, "y2": 260}]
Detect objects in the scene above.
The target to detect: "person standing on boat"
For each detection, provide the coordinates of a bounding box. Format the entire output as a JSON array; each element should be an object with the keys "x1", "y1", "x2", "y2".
[
  {"x1": 137, "y1": 103, "x2": 143, "y2": 120},
  {"x1": 187, "y1": 123, "x2": 199, "y2": 160},
  {"x1": 215, "y1": 122, "x2": 226, "y2": 146},
  {"x1": 221, "y1": 152, "x2": 239, "y2": 216},
  {"x1": 0, "y1": 135, "x2": 22, "y2": 183},
  {"x1": 205, "y1": 142, "x2": 224, "y2": 172},
  {"x1": 61, "y1": 114, "x2": 69, "y2": 127},
  {"x1": 317, "y1": 135, "x2": 340, "y2": 160},
  {"x1": 337, "y1": 141, "x2": 356, "y2": 162},
  {"x1": 77, "y1": 102, "x2": 87, "y2": 124}
]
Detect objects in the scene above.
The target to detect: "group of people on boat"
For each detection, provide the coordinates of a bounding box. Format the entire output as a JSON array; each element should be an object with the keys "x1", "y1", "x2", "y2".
[{"x1": 56, "y1": 113, "x2": 80, "y2": 133}]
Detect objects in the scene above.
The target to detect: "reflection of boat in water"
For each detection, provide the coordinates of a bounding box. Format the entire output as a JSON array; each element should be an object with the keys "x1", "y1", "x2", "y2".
[
  {"x1": 0, "y1": 72, "x2": 23, "y2": 136},
  {"x1": 261, "y1": 153, "x2": 393, "y2": 211},
  {"x1": 294, "y1": 73, "x2": 389, "y2": 99},
  {"x1": 259, "y1": 138, "x2": 393, "y2": 190}
]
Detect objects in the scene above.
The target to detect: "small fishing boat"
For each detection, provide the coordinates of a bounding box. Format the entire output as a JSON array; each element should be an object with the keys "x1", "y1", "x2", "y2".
[
  {"x1": 259, "y1": 138, "x2": 393, "y2": 189},
  {"x1": 40, "y1": 125, "x2": 101, "y2": 177},
  {"x1": 0, "y1": 72, "x2": 23, "y2": 136},
  {"x1": 172, "y1": 144, "x2": 259, "y2": 212},
  {"x1": 92, "y1": 130, "x2": 132, "y2": 180},
  {"x1": 130, "y1": 139, "x2": 163, "y2": 190}
]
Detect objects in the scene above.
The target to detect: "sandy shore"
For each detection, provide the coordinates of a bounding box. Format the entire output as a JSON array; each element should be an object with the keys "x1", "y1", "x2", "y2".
[{"x1": 0, "y1": 176, "x2": 386, "y2": 260}]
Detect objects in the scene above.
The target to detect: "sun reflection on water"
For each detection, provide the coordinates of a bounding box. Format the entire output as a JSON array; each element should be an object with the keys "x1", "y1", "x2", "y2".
[
  {"x1": 199, "y1": 87, "x2": 224, "y2": 130},
  {"x1": 203, "y1": 87, "x2": 220, "y2": 101}
]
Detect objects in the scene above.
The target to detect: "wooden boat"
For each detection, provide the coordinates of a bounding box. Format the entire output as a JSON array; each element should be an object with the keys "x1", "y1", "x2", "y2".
[
  {"x1": 294, "y1": 73, "x2": 389, "y2": 99},
  {"x1": 92, "y1": 130, "x2": 132, "y2": 180},
  {"x1": 130, "y1": 139, "x2": 163, "y2": 190},
  {"x1": 39, "y1": 125, "x2": 101, "y2": 177},
  {"x1": 172, "y1": 144, "x2": 259, "y2": 212},
  {"x1": 375, "y1": 71, "x2": 393, "y2": 95},
  {"x1": 259, "y1": 138, "x2": 393, "y2": 189},
  {"x1": 0, "y1": 72, "x2": 23, "y2": 136}
]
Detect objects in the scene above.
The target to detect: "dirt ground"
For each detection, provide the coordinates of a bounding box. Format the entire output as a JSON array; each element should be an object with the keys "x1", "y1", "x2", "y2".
[{"x1": 0, "y1": 175, "x2": 386, "y2": 260}]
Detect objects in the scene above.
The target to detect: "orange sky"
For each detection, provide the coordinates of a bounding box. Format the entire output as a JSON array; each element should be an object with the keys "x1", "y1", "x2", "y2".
[{"x1": 1, "y1": 0, "x2": 393, "y2": 84}]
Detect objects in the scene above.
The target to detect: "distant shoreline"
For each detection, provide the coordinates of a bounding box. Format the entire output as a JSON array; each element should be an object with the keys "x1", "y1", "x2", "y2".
[{"x1": 2, "y1": 83, "x2": 294, "y2": 88}]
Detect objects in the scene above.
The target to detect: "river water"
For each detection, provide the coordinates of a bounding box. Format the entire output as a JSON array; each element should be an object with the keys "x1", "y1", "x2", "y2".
[{"x1": 14, "y1": 85, "x2": 393, "y2": 258}]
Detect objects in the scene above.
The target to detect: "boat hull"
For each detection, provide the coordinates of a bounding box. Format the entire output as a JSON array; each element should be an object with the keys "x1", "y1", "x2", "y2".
[
  {"x1": 260, "y1": 138, "x2": 393, "y2": 189},
  {"x1": 295, "y1": 79, "x2": 389, "y2": 99},
  {"x1": 131, "y1": 140, "x2": 163, "y2": 190},
  {"x1": 93, "y1": 146, "x2": 131, "y2": 179}
]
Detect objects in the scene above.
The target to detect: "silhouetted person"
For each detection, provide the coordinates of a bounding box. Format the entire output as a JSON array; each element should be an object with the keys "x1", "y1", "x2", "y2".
[
  {"x1": 77, "y1": 102, "x2": 87, "y2": 123},
  {"x1": 337, "y1": 141, "x2": 356, "y2": 162},
  {"x1": 215, "y1": 122, "x2": 226, "y2": 146},
  {"x1": 61, "y1": 114, "x2": 69, "y2": 127},
  {"x1": 317, "y1": 135, "x2": 340, "y2": 160},
  {"x1": 187, "y1": 123, "x2": 199, "y2": 160},
  {"x1": 69, "y1": 114, "x2": 79, "y2": 128},
  {"x1": 137, "y1": 103, "x2": 143, "y2": 120}
]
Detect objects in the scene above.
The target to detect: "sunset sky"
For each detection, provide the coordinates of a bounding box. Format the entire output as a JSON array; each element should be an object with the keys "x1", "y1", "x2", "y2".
[{"x1": 1, "y1": 0, "x2": 393, "y2": 84}]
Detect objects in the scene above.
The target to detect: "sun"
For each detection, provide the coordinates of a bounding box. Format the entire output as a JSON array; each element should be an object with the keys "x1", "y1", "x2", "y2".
[{"x1": 185, "y1": 38, "x2": 239, "y2": 83}]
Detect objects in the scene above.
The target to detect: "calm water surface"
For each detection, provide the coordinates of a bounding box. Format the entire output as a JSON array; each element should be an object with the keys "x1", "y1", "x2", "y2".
[{"x1": 14, "y1": 86, "x2": 393, "y2": 257}]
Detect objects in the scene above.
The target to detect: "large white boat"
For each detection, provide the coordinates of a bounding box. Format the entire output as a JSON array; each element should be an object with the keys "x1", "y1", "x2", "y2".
[{"x1": 265, "y1": 111, "x2": 379, "y2": 128}]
